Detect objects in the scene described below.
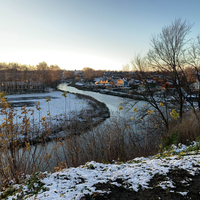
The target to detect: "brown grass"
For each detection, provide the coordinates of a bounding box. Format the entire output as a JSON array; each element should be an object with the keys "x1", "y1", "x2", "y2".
[
  {"x1": 55, "y1": 113, "x2": 162, "y2": 168},
  {"x1": 164, "y1": 111, "x2": 200, "y2": 146}
]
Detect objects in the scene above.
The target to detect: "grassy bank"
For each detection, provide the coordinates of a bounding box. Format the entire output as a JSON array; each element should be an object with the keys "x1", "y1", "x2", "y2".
[{"x1": 2, "y1": 139, "x2": 200, "y2": 199}]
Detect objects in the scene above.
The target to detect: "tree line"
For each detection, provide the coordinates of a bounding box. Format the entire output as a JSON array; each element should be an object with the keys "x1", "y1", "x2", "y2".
[
  {"x1": 0, "y1": 61, "x2": 62, "y2": 92},
  {"x1": 64, "y1": 67, "x2": 104, "y2": 82}
]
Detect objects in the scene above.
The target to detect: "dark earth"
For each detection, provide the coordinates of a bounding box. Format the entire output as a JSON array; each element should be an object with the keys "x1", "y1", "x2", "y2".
[{"x1": 82, "y1": 168, "x2": 200, "y2": 200}]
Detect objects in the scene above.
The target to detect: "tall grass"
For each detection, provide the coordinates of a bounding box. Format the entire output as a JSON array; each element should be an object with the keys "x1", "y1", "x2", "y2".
[
  {"x1": 0, "y1": 92, "x2": 53, "y2": 189},
  {"x1": 51, "y1": 112, "x2": 163, "y2": 168},
  {"x1": 162, "y1": 111, "x2": 200, "y2": 147}
]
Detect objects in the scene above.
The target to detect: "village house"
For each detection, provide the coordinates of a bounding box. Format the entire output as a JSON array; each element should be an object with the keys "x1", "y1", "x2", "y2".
[
  {"x1": 98, "y1": 80, "x2": 109, "y2": 85},
  {"x1": 117, "y1": 79, "x2": 128, "y2": 87},
  {"x1": 95, "y1": 78, "x2": 116, "y2": 87}
]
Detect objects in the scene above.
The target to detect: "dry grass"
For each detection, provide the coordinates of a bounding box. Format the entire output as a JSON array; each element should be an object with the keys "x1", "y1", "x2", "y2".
[
  {"x1": 163, "y1": 111, "x2": 200, "y2": 146},
  {"x1": 0, "y1": 93, "x2": 54, "y2": 189},
  {"x1": 55, "y1": 113, "x2": 162, "y2": 168}
]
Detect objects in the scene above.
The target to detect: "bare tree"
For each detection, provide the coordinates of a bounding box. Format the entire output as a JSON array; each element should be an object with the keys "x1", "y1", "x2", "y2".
[
  {"x1": 122, "y1": 64, "x2": 130, "y2": 72},
  {"x1": 64, "y1": 70, "x2": 75, "y2": 79},
  {"x1": 82, "y1": 67, "x2": 95, "y2": 81},
  {"x1": 186, "y1": 35, "x2": 200, "y2": 110},
  {"x1": 94, "y1": 70, "x2": 103, "y2": 78},
  {"x1": 48, "y1": 65, "x2": 62, "y2": 88},
  {"x1": 184, "y1": 67, "x2": 196, "y2": 83},
  {"x1": 147, "y1": 19, "x2": 194, "y2": 117},
  {"x1": 128, "y1": 19, "x2": 198, "y2": 133},
  {"x1": 131, "y1": 54, "x2": 170, "y2": 130},
  {"x1": 36, "y1": 62, "x2": 49, "y2": 91}
]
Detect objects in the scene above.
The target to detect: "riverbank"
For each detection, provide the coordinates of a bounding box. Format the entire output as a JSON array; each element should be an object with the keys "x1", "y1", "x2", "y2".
[
  {"x1": 69, "y1": 82, "x2": 145, "y2": 100},
  {"x1": 0, "y1": 90, "x2": 110, "y2": 146},
  {"x1": 32, "y1": 92, "x2": 110, "y2": 145},
  {"x1": 50, "y1": 90, "x2": 110, "y2": 139}
]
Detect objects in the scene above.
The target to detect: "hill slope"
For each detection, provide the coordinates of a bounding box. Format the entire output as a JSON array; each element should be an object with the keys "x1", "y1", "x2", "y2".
[{"x1": 2, "y1": 142, "x2": 200, "y2": 200}]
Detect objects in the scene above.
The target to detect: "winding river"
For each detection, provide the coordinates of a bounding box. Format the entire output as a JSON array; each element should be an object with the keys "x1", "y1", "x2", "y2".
[{"x1": 58, "y1": 83, "x2": 145, "y2": 117}]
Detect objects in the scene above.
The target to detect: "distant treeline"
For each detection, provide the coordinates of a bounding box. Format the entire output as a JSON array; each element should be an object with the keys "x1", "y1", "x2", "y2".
[{"x1": 0, "y1": 61, "x2": 63, "y2": 93}]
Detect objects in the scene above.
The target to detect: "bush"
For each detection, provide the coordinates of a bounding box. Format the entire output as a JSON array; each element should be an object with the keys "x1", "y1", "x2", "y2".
[
  {"x1": 165, "y1": 130, "x2": 179, "y2": 147},
  {"x1": 0, "y1": 92, "x2": 53, "y2": 188},
  {"x1": 167, "y1": 112, "x2": 200, "y2": 145}
]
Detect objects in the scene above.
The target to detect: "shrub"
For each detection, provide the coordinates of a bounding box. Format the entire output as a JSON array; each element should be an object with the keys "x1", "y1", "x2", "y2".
[
  {"x1": 0, "y1": 92, "x2": 52, "y2": 188},
  {"x1": 164, "y1": 130, "x2": 179, "y2": 149},
  {"x1": 167, "y1": 112, "x2": 200, "y2": 145}
]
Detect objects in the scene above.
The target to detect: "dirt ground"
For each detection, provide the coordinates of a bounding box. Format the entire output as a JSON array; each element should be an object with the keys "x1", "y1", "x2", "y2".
[{"x1": 82, "y1": 168, "x2": 200, "y2": 200}]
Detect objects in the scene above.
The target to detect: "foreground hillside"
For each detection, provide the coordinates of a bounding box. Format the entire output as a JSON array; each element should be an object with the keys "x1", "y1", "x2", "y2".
[{"x1": 2, "y1": 142, "x2": 200, "y2": 200}]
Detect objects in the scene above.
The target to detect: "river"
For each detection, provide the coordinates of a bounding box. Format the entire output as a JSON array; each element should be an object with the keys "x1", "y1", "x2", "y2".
[{"x1": 57, "y1": 83, "x2": 145, "y2": 117}]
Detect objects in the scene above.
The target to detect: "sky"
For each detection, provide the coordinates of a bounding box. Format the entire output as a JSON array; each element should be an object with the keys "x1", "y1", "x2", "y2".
[{"x1": 0, "y1": 0, "x2": 200, "y2": 71}]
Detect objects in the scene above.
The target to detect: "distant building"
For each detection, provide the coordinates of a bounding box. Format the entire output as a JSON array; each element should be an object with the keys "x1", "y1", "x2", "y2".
[
  {"x1": 117, "y1": 79, "x2": 128, "y2": 87},
  {"x1": 1, "y1": 80, "x2": 43, "y2": 93}
]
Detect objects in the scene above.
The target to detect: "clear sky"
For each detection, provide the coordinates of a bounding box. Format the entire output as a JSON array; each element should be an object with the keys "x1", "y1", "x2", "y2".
[{"x1": 0, "y1": 0, "x2": 200, "y2": 71}]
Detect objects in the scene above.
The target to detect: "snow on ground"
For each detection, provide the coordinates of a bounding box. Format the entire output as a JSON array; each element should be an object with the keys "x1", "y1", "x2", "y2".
[
  {"x1": 0, "y1": 91, "x2": 92, "y2": 139},
  {"x1": 4, "y1": 142, "x2": 200, "y2": 200},
  {"x1": 2, "y1": 91, "x2": 89, "y2": 122}
]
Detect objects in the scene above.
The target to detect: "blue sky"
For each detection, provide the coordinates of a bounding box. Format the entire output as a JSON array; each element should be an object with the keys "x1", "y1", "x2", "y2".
[{"x1": 0, "y1": 0, "x2": 200, "y2": 70}]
